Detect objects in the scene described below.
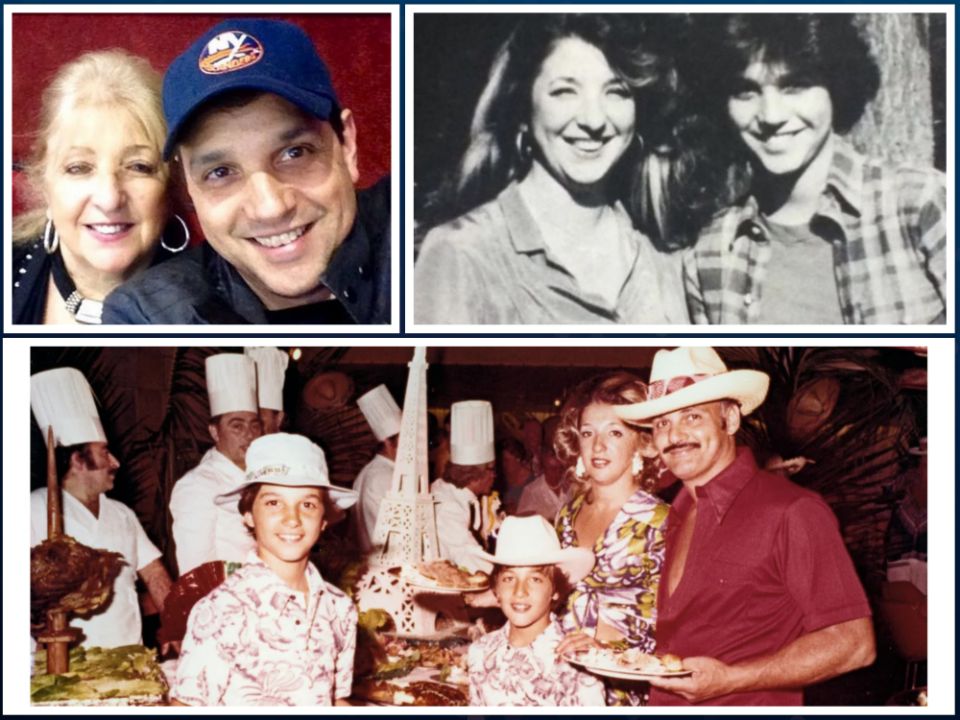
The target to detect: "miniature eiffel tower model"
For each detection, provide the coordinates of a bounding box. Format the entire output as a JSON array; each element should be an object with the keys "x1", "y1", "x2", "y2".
[{"x1": 355, "y1": 347, "x2": 443, "y2": 636}]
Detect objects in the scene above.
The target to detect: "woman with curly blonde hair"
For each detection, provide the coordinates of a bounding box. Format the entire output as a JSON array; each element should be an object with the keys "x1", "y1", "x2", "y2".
[{"x1": 553, "y1": 371, "x2": 669, "y2": 705}]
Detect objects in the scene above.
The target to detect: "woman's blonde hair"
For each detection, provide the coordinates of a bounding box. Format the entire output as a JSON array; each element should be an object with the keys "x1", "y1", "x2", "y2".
[
  {"x1": 554, "y1": 371, "x2": 657, "y2": 496},
  {"x1": 13, "y1": 49, "x2": 168, "y2": 243}
]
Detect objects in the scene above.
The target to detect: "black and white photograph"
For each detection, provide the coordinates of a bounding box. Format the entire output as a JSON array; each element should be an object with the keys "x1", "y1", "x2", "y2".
[
  {"x1": 411, "y1": 11, "x2": 949, "y2": 328},
  {"x1": 4, "y1": 341, "x2": 953, "y2": 710}
]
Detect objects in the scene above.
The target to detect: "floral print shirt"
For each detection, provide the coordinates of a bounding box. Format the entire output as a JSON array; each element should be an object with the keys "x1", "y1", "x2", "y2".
[
  {"x1": 468, "y1": 618, "x2": 605, "y2": 706},
  {"x1": 556, "y1": 488, "x2": 668, "y2": 705},
  {"x1": 172, "y1": 551, "x2": 357, "y2": 706}
]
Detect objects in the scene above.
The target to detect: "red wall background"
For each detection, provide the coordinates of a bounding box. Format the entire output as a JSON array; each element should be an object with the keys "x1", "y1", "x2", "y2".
[{"x1": 11, "y1": 12, "x2": 392, "y2": 195}]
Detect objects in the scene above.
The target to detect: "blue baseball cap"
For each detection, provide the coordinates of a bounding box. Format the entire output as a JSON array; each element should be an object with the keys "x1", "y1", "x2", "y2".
[{"x1": 162, "y1": 18, "x2": 341, "y2": 159}]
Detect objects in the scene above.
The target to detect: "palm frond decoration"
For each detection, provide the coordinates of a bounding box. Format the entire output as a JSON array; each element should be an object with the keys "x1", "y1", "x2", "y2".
[{"x1": 719, "y1": 347, "x2": 920, "y2": 588}]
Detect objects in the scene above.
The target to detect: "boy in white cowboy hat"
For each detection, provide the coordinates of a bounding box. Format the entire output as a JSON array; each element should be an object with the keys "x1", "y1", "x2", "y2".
[
  {"x1": 616, "y1": 347, "x2": 874, "y2": 706},
  {"x1": 171, "y1": 433, "x2": 359, "y2": 706},
  {"x1": 467, "y1": 514, "x2": 605, "y2": 706}
]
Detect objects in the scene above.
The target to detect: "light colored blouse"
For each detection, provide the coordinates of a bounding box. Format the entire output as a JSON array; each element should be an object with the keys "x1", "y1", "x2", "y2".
[{"x1": 415, "y1": 183, "x2": 689, "y2": 325}]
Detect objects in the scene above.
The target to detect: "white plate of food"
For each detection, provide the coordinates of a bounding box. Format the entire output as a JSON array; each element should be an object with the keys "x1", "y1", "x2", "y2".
[
  {"x1": 400, "y1": 561, "x2": 489, "y2": 594},
  {"x1": 563, "y1": 647, "x2": 692, "y2": 680}
]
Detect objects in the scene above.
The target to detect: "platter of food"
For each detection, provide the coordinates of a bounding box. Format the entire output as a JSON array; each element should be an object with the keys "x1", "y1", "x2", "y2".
[
  {"x1": 353, "y1": 677, "x2": 468, "y2": 706},
  {"x1": 31, "y1": 645, "x2": 168, "y2": 706},
  {"x1": 563, "y1": 647, "x2": 691, "y2": 681},
  {"x1": 401, "y1": 561, "x2": 489, "y2": 594}
]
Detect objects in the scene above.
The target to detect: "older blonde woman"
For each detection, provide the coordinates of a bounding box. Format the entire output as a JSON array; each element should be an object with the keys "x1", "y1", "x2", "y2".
[{"x1": 12, "y1": 49, "x2": 187, "y2": 324}]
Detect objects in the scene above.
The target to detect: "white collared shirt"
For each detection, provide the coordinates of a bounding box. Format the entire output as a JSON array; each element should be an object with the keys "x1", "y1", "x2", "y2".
[
  {"x1": 170, "y1": 447, "x2": 255, "y2": 575},
  {"x1": 350, "y1": 454, "x2": 394, "y2": 553},
  {"x1": 31, "y1": 488, "x2": 161, "y2": 648}
]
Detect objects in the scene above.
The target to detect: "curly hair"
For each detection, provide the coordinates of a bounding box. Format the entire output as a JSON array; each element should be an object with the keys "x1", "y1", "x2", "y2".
[
  {"x1": 691, "y1": 14, "x2": 881, "y2": 135},
  {"x1": 435, "y1": 14, "x2": 700, "y2": 245},
  {"x1": 554, "y1": 371, "x2": 656, "y2": 495}
]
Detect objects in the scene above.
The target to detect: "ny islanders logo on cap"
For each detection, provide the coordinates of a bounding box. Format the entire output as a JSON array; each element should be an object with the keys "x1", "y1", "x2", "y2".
[{"x1": 198, "y1": 30, "x2": 264, "y2": 75}]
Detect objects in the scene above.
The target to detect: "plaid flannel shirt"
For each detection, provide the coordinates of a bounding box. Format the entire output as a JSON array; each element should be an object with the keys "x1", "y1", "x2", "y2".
[{"x1": 683, "y1": 136, "x2": 947, "y2": 324}]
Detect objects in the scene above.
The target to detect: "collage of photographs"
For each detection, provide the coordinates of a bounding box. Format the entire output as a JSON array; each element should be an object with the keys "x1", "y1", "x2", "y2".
[{"x1": 2, "y1": 2, "x2": 954, "y2": 715}]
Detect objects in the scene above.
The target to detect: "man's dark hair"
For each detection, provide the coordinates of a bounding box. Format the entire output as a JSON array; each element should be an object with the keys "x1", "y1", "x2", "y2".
[
  {"x1": 694, "y1": 14, "x2": 880, "y2": 133},
  {"x1": 54, "y1": 443, "x2": 95, "y2": 479},
  {"x1": 444, "y1": 461, "x2": 494, "y2": 490}
]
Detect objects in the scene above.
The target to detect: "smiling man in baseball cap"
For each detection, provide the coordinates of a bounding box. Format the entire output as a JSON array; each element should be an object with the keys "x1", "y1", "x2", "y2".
[
  {"x1": 616, "y1": 347, "x2": 875, "y2": 706},
  {"x1": 103, "y1": 18, "x2": 390, "y2": 325}
]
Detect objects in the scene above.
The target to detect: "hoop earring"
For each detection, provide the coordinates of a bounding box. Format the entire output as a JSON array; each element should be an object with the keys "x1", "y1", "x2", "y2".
[
  {"x1": 43, "y1": 219, "x2": 59, "y2": 255},
  {"x1": 515, "y1": 126, "x2": 533, "y2": 164},
  {"x1": 632, "y1": 452, "x2": 644, "y2": 477},
  {"x1": 635, "y1": 132, "x2": 645, "y2": 155},
  {"x1": 575, "y1": 456, "x2": 587, "y2": 479},
  {"x1": 160, "y1": 214, "x2": 191, "y2": 253}
]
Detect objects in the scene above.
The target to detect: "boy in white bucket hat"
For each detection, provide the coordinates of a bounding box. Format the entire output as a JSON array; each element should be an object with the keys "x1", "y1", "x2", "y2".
[
  {"x1": 615, "y1": 347, "x2": 874, "y2": 706},
  {"x1": 172, "y1": 433, "x2": 358, "y2": 707},
  {"x1": 467, "y1": 514, "x2": 604, "y2": 706},
  {"x1": 170, "y1": 353, "x2": 264, "y2": 575},
  {"x1": 30, "y1": 367, "x2": 173, "y2": 649},
  {"x1": 351, "y1": 384, "x2": 402, "y2": 553},
  {"x1": 431, "y1": 400, "x2": 497, "y2": 573},
  {"x1": 245, "y1": 346, "x2": 289, "y2": 434}
]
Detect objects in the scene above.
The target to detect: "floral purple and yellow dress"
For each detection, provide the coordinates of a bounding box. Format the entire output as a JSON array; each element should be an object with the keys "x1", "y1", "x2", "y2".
[{"x1": 556, "y1": 487, "x2": 669, "y2": 706}]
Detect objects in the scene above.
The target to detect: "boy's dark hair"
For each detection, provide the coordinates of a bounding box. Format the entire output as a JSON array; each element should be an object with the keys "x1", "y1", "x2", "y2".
[
  {"x1": 696, "y1": 14, "x2": 880, "y2": 134},
  {"x1": 491, "y1": 563, "x2": 573, "y2": 612}
]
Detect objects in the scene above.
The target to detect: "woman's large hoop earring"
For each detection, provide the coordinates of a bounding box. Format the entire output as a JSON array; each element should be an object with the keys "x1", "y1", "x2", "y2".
[
  {"x1": 43, "y1": 219, "x2": 59, "y2": 255},
  {"x1": 515, "y1": 126, "x2": 533, "y2": 164},
  {"x1": 632, "y1": 452, "x2": 644, "y2": 477},
  {"x1": 635, "y1": 132, "x2": 645, "y2": 155},
  {"x1": 161, "y1": 214, "x2": 191, "y2": 253},
  {"x1": 575, "y1": 456, "x2": 587, "y2": 479}
]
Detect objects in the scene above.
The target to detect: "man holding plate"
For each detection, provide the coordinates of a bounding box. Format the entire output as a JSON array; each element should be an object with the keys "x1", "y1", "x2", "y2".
[{"x1": 616, "y1": 347, "x2": 875, "y2": 706}]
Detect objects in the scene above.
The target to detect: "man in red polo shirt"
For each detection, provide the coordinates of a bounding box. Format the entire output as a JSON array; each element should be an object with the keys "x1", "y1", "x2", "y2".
[{"x1": 616, "y1": 347, "x2": 875, "y2": 706}]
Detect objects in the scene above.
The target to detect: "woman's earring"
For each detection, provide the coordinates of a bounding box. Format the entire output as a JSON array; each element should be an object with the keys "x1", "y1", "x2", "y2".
[
  {"x1": 632, "y1": 452, "x2": 644, "y2": 476},
  {"x1": 515, "y1": 126, "x2": 533, "y2": 164},
  {"x1": 42, "y1": 219, "x2": 59, "y2": 255},
  {"x1": 575, "y1": 456, "x2": 587, "y2": 479},
  {"x1": 160, "y1": 214, "x2": 191, "y2": 253}
]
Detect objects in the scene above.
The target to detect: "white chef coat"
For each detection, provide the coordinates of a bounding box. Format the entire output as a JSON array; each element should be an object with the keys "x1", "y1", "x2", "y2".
[
  {"x1": 516, "y1": 474, "x2": 571, "y2": 524},
  {"x1": 170, "y1": 447, "x2": 254, "y2": 575},
  {"x1": 351, "y1": 453, "x2": 395, "y2": 554},
  {"x1": 31, "y1": 488, "x2": 161, "y2": 648},
  {"x1": 430, "y1": 478, "x2": 492, "y2": 574}
]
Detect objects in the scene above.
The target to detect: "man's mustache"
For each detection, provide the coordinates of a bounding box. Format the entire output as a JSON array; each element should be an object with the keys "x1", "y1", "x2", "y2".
[{"x1": 664, "y1": 442, "x2": 700, "y2": 454}]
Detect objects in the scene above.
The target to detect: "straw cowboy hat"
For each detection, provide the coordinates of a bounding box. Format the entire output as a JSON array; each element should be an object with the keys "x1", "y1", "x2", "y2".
[
  {"x1": 475, "y1": 514, "x2": 594, "y2": 583},
  {"x1": 616, "y1": 347, "x2": 770, "y2": 422}
]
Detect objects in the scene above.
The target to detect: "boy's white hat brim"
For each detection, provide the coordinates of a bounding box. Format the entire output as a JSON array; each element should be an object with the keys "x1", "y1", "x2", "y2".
[
  {"x1": 475, "y1": 514, "x2": 594, "y2": 584},
  {"x1": 215, "y1": 432, "x2": 358, "y2": 509},
  {"x1": 616, "y1": 347, "x2": 770, "y2": 422}
]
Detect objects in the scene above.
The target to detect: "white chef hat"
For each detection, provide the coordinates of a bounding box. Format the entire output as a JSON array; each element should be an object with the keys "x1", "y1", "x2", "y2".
[
  {"x1": 244, "y1": 347, "x2": 289, "y2": 411},
  {"x1": 357, "y1": 384, "x2": 401, "y2": 441},
  {"x1": 205, "y1": 354, "x2": 258, "y2": 417},
  {"x1": 450, "y1": 400, "x2": 494, "y2": 465},
  {"x1": 31, "y1": 367, "x2": 106, "y2": 447}
]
